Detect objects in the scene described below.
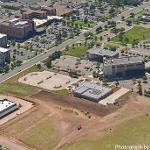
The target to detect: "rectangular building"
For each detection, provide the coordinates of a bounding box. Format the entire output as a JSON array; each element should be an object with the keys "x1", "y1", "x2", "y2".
[
  {"x1": 1, "y1": 2, "x2": 23, "y2": 10},
  {"x1": 104, "y1": 56, "x2": 145, "y2": 78},
  {"x1": 0, "y1": 33, "x2": 7, "y2": 48},
  {"x1": 0, "y1": 18, "x2": 35, "y2": 40},
  {"x1": 0, "y1": 47, "x2": 10, "y2": 66},
  {"x1": 73, "y1": 81, "x2": 112, "y2": 102},
  {"x1": 88, "y1": 48, "x2": 119, "y2": 62},
  {"x1": 22, "y1": 9, "x2": 47, "y2": 20},
  {"x1": 0, "y1": 99, "x2": 19, "y2": 118}
]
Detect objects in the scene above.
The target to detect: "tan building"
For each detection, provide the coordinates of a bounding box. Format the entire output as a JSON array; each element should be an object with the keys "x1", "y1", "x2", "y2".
[
  {"x1": 41, "y1": 7, "x2": 56, "y2": 16},
  {"x1": 22, "y1": 7, "x2": 56, "y2": 20},
  {"x1": 0, "y1": 33, "x2": 7, "y2": 48},
  {"x1": 0, "y1": 18, "x2": 35, "y2": 40},
  {"x1": 104, "y1": 56, "x2": 145, "y2": 78},
  {"x1": 1, "y1": 2, "x2": 23, "y2": 10},
  {"x1": 22, "y1": 9, "x2": 47, "y2": 20}
]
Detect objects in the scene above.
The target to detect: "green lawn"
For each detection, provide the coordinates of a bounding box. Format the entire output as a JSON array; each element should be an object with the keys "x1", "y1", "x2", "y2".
[
  {"x1": 104, "y1": 43, "x2": 120, "y2": 49},
  {"x1": 112, "y1": 26, "x2": 150, "y2": 44},
  {"x1": 67, "y1": 20, "x2": 95, "y2": 29},
  {"x1": 59, "y1": 115, "x2": 150, "y2": 150},
  {"x1": 21, "y1": 118, "x2": 60, "y2": 150},
  {"x1": 0, "y1": 65, "x2": 44, "y2": 97},
  {"x1": 52, "y1": 89, "x2": 69, "y2": 96},
  {"x1": 63, "y1": 44, "x2": 88, "y2": 58}
]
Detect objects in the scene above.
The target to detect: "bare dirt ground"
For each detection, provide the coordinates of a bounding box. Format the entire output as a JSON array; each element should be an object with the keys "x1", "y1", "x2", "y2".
[{"x1": 1, "y1": 91, "x2": 150, "y2": 150}]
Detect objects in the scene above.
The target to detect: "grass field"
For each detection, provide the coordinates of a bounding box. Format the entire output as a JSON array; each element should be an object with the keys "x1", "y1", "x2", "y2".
[
  {"x1": 59, "y1": 115, "x2": 150, "y2": 150},
  {"x1": 21, "y1": 118, "x2": 60, "y2": 150},
  {"x1": 0, "y1": 65, "x2": 44, "y2": 97},
  {"x1": 63, "y1": 44, "x2": 88, "y2": 58},
  {"x1": 112, "y1": 26, "x2": 150, "y2": 44},
  {"x1": 52, "y1": 89, "x2": 69, "y2": 96}
]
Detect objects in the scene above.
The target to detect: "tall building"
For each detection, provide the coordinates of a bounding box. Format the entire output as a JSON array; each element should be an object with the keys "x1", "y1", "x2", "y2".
[
  {"x1": 0, "y1": 33, "x2": 7, "y2": 48},
  {"x1": 103, "y1": 56, "x2": 145, "y2": 78},
  {"x1": 0, "y1": 18, "x2": 35, "y2": 40},
  {"x1": 0, "y1": 47, "x2": 10, "y2": 67}
]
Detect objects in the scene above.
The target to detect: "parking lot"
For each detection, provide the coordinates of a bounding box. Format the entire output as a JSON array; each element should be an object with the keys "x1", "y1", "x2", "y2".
[{"x1": 52, "y1": 55, "x2": 99, "y2": 77}]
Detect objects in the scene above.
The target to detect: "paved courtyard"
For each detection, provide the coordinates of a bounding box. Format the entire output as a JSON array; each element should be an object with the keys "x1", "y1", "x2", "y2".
[{"x1": 19, "y1": 71, "x2": 82, "y2": 90}]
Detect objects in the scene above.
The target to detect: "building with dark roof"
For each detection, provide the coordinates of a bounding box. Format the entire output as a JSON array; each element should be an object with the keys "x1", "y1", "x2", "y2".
[{"x1": 88, "y1": 48, "x2": 119, "y2": 62}]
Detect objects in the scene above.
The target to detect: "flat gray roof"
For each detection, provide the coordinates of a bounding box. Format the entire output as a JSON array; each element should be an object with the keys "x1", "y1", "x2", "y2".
[
  {"x1": 74, "y1": 81, "x2": 112, "y2": 101},
  {"x1": 104, "y1": 56, "x2": 144, "y2": 66},
  {"x1": 88, "y1": 48, "x2": 119, "y2": 57}
]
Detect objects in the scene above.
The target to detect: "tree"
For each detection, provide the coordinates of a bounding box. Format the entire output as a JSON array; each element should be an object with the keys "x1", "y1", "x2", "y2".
[
  {"x1": 96, "y1": 26, "x2": 103, "y2": 34},
  {"x1": 16, "y1": 60, "x2": 22, "y2": 66}
]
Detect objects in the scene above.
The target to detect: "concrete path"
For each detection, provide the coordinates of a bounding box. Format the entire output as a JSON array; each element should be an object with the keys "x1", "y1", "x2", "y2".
[{"x1": 99, "y1": 88, "x2": 130, "y2": 105}]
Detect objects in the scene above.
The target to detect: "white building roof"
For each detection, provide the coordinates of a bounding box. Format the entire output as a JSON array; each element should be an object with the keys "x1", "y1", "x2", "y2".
[
  {"x1": 74, "y1": 81, "x2": 112, "y2": 101},
  {"x1": 0, "y1": 33, "x2": 7, "y2": 39},
  {"x1": 0, "y1": 100, "x2": 16, "y2": 112},
  {"x1": 0, "y1": 47, "x2": 8, "y2": 53}
]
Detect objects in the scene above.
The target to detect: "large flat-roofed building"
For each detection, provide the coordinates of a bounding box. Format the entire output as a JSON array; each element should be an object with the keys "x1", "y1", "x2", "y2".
[
  {"x1": 0, "y1": 47, "x2": 10, "y2": 66},
  {"x1": 88, "y1": 48, "x2": 119, "y2": 62},
  {"x1": 0, "y1": 99, "x2": 19, "y2": 118},
  {"x1": 22, "y1": 7, "x2": 56, "y2": 20},
  {"x1": 1, "y1": 2, "x2": 23, "y2": 10},
  {"x1": 73, "y1": 81, "x2": 112, "y2": 102},
  {"x1": 0, "y1": 18, "x2": 35, "y2": 40},
  {"x1": 0, "y1": 33, "x2": 7, "y2": 48},
  {"x1": 22, "y1": 9, "x2": 47, "y2": 20},
  {"x1": 104, "y1": 56, "x2": 145, "y2": 78}
]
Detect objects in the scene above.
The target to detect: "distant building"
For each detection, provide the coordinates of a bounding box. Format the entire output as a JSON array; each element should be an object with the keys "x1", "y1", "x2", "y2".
[
  {"x1": 22, "y1": 9, "x2": 47, "y2": 20},
  {"x1": 1, "y1": 2, "x2": 23, "y2": 10},
  {"x1": 103, "y1": 56, "x2": 145, "y2": 78},
  {"x1": 22, "y1": 7, "x2": 56, "y2": 20},
  {"x1": 88, "y1": 48, "x2": 119, "y2": 62},
  {"x1": 0, "y1": 18, "x2": 35, "y2": 40},
  {"x1": 0, "y1": 33, "x2": 7, "y2": 48},
  {"x1": 41, "y1": 7, "x2": 56, "y2": 16},
  {"x1": 0, "y1": 99, "x2": 19, "y2": 118},
  {"x1": 73, "y1": 81, "x2": 112, "y2": 102},
  {"x1": 0, "y1": 47, "x2": 10, "y2": 66}
]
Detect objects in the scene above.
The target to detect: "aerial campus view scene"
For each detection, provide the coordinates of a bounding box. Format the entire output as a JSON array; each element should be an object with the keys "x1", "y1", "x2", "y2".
[{"x1": 1, "y1": 0, "x2": 150, "y2": 149}]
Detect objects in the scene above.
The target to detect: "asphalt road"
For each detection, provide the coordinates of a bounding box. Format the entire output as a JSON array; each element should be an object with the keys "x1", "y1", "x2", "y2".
[{"x1": 0, "y1": 1, "x2": 150, "y2": 84}]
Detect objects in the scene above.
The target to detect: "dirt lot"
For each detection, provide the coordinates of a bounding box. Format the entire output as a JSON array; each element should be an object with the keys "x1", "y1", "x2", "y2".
[
  {"x1": 31, "y1": 90, "x2": 126, "y2": 116},
  {"x1": 1, "y1": 91, "x2": 150, "y2": 150}
]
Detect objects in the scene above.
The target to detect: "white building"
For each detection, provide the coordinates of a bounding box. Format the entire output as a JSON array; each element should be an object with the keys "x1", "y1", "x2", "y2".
[
  {"x1": 0, "y1": 47, "x2": 10, "y2": 66},
  {"x1": 0, "y1": 33, "x2": 7, "y2": 48},
  {"x1": 0, "y1": 99, "x2": 19, "y2": 118}
]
